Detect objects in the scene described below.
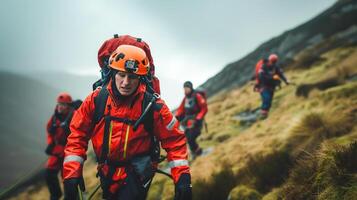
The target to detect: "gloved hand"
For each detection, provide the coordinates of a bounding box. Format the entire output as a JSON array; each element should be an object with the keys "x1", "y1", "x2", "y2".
[
  {"x1": 45, "y1": 143, "x2": 55, "y2": 155},
  {"x1": 176, "y1": 115, "x2": 184, "y2": 122},
  {"x1": 64, "y1": 177, "x2": 85, "y2": 200},
  {"x1": 273, "y1": 74, "x2": 280, "y2": 80},
  {"x1": 195, "y1": 119, "x2": 203, "y2": 128},
  {"x1": 174, "y1": 173, "x2": 192, "y2": 200}
]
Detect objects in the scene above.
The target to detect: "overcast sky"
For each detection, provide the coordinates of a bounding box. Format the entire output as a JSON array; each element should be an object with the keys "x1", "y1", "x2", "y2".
[{"x1": 0, "y1": 0, "x2": 335, "y2": 108}]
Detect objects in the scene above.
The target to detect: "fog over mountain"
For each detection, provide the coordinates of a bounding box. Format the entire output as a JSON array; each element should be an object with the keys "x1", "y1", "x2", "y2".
[{"x1": 0, "y1": 71, "x2": 60, "y2": 190}]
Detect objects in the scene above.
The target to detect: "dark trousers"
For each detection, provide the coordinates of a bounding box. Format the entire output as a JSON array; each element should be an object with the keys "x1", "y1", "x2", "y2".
[
  {"x1": 45, "y1": 169, "x2": 62, "y2": 200},
  {"x1": 260, "y1": 88, "x2": 274, "y2": 112},
  {"x1": 185, "y1": 124, "x2": 202, "y2": 153},
  {"x1": 101, "y1": 169, "x2": 151, "y2": 200}
]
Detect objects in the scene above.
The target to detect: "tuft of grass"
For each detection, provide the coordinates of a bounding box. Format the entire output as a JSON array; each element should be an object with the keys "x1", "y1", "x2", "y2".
[
  {"x1": 193, "y1": 163, "x2": 236, "y2": 200},
  {"x1": 261, "y1": 188, "x2": 283, "y2": 200},
  {"x1": 237, "y1": 150, "x2": 291, "y2": 193},
  {"x1": 160, "y1": 179, "x2": 175, "y2": 200},
  {"x1": 213, "y1": 133, "x2": 231, "y2": 142},
  {"x1": 282, "y1": 141, "x2": 357, "y2": 200},
  {"x1": 228, "y1": 185, "x2": 262, "y2": 200},
  {"x1": 320, "y1": 81, "x2": 357, "y2": 102},
  {"x1": 295, "y1": 77, "x2": 343, "y2": 97},
  {"x1": 146, "y1": 176, "x2": 166, "y2": 200},
  {"x1": 295, "y1": 47, "x2": 357, "y2": 98},
  {"x1": 291, "y1": 48, "x2": 326, "y2": 69},
  {"x1": 288, "y1": 112, "x2": 355, "y2": 157}
]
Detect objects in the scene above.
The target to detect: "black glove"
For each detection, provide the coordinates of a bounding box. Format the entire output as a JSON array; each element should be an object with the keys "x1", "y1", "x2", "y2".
[
  {"x1": 176, "y1": 115, "x2": 184, "y2": 122},
  {"x1": 174, "y1": 173, "x2": 192, "y2": 200},
  {"x1": 195, "y1": 119, "x2": 203, "y2": 128},
  {"x1": 64, "y1": 177, "x2": 85, "y2": 200},
  {"x1": 45, "y1": 143, "x2": 55, "y2": 155}
]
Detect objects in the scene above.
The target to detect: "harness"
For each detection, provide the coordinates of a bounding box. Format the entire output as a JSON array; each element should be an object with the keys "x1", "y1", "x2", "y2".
[
  {"x1": 184, "y1": 92, "x2": 201, "y2": 115},
  {"x1": 91, "y1": 84, "x2": 171, "y2": 196},
  {"x1": 92, "y1": 84, "x2": 162, "y2": 165},
  {"x1": 48, "y1": 111, "x2": 74, "y2": 145}
]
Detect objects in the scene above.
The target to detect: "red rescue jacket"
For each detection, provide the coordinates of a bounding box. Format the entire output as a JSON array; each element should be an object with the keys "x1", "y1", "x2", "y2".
[
  {"x1": 176, "y1": 91, "x2": 208, "y2": 121},
  {"x1": 46, "y1": 111, "x2": 72, "y2": 169},
  {"x1": 63, "y1": 81, "x2": 189, "y2": 184}
]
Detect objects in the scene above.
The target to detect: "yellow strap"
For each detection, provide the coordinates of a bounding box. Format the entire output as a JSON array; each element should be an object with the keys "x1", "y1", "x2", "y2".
[
  {"x1": 77, "y1": 185, "x2": 83, "y2": 200},
  {"x1": 123, "y1": 125, "x2": 131, "y2": 159},
  {"x1": 116, "y1": 167, "x2": 122, "y2": 176},
  {"x1": 107, "y1": 121, "x2": 113, "y2": 157}
]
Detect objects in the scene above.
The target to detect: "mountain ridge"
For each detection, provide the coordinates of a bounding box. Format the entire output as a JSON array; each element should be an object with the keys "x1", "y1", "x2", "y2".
[{"x1": 200, "y1": 0, "x2": 357, "y2": 97}]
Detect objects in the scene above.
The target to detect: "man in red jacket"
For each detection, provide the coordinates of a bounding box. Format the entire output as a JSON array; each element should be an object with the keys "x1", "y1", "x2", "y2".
[
  {"x1": 176, "y1": 81, "x2": 208, "y2": 158},
  {"x1": 45, "y1": 92, "x2": 73, "y2": 200},
  {"x1": 63, "y1": 45, "x2": 191, "y2": 200},
  {"x1": 257, "y1": 54, "x2": 289, "y2": 119}
]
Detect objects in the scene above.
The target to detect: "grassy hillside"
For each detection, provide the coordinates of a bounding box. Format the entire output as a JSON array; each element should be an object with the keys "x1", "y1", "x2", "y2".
[
  {"x1": 188, "y1": 45, "x2": 357, "y2": 200},
  {"x1": 141, "y1": 46, "x2": 357, "y2": 200},
  {"x1": 8, "y1": 45, "x2": 357, "y2": 200}
]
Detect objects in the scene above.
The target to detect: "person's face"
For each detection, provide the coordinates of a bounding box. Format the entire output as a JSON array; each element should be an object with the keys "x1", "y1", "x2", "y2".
[
  {"x1": 184, "y1": 87, "x2": 192, "y2": 96},
  {"x1": 115, "y1": 71, "x2": 140, "y2": 96},
  {"x1": 57, "y1": 103, "x2": 70, "y2": 114}
]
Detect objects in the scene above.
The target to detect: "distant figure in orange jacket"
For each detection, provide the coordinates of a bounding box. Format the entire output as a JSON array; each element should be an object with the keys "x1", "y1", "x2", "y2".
[
  {"x1": 45, "y1": 92, "x2": 74, "y2": 200},
  {"x1": 176, "y1": 81, "x2": 208, "y2": 158},
  {"x1": 63, "y1": 45, "x2": 191, "y2": 200}
]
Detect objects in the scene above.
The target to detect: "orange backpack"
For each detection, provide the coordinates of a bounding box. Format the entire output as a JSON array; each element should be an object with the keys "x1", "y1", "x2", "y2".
[{"x1": 255, "y1": 59, "x2": 264, "y2": 85}]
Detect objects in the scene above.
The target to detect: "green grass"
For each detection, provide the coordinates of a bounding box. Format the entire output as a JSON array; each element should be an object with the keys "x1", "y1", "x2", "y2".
[
  {"x1": 282, "y1": 141, "x2": 357, "y2": 200},
  {"x1": 189, "y1": 45, "x2": 357, "y2": 200},
  {"x1": 228, "y1": 185, "x2": 262, "y2": 200},
  {"x1": 193, "y1": 162, "x2": 236, "y2": 200}
]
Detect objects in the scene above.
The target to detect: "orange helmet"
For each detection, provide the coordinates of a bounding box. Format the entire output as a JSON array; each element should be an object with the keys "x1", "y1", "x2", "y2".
[
  {"x1": 108, "y1": 45, "x2": 150, "y2": 76},
  {"x1": 269, "y1": 54, "x2": 278, "y2": 63},
  {"x1": 57, "y1": 92, "x2": 72, "y2": 104}
]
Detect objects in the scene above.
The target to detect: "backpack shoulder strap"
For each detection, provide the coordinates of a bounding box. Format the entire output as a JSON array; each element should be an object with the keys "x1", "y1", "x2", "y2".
[
  {"x1": 51, "y1": 114, "x2": 57, "y2": 126},
  {"x1": 142, "y1": 92, "x2": 155, "y2": 134},
  {"x1": 93, "y1": 85, "x2": 110, "y2": 164},
  {"x1": 48, "y1": 114, "x2": 57, "y2": 135},
  {"x1": 142, "y1": 91, "x2": 163, "y2": 162},
  {"x1": 192, "y1": 91, "x2": 200, "y2": 104},
  {"x1": 62, "y1": 110, "x2": 74, "y2": 135},
  {"x1": 93, "y1": 86, "x2": 109, "y2": 125},
  {"x1": 142, "y1": 91, "x2": 164, "y2": 131}
]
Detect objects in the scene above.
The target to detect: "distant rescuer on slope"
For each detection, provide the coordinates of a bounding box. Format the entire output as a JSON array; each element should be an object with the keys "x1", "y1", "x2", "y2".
[
  {"x1": 45, "y1": 92, "x2": 75, "y2": 200},
  {"x1": 176, "y1": 81, "x2": 208, "y2": 158},
  {"x1": 63, "y1": 44, "x2": 192, "y2": 200},
  {"x1": 255, "y1": 54, "x2": 289, "y2": 119}
]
